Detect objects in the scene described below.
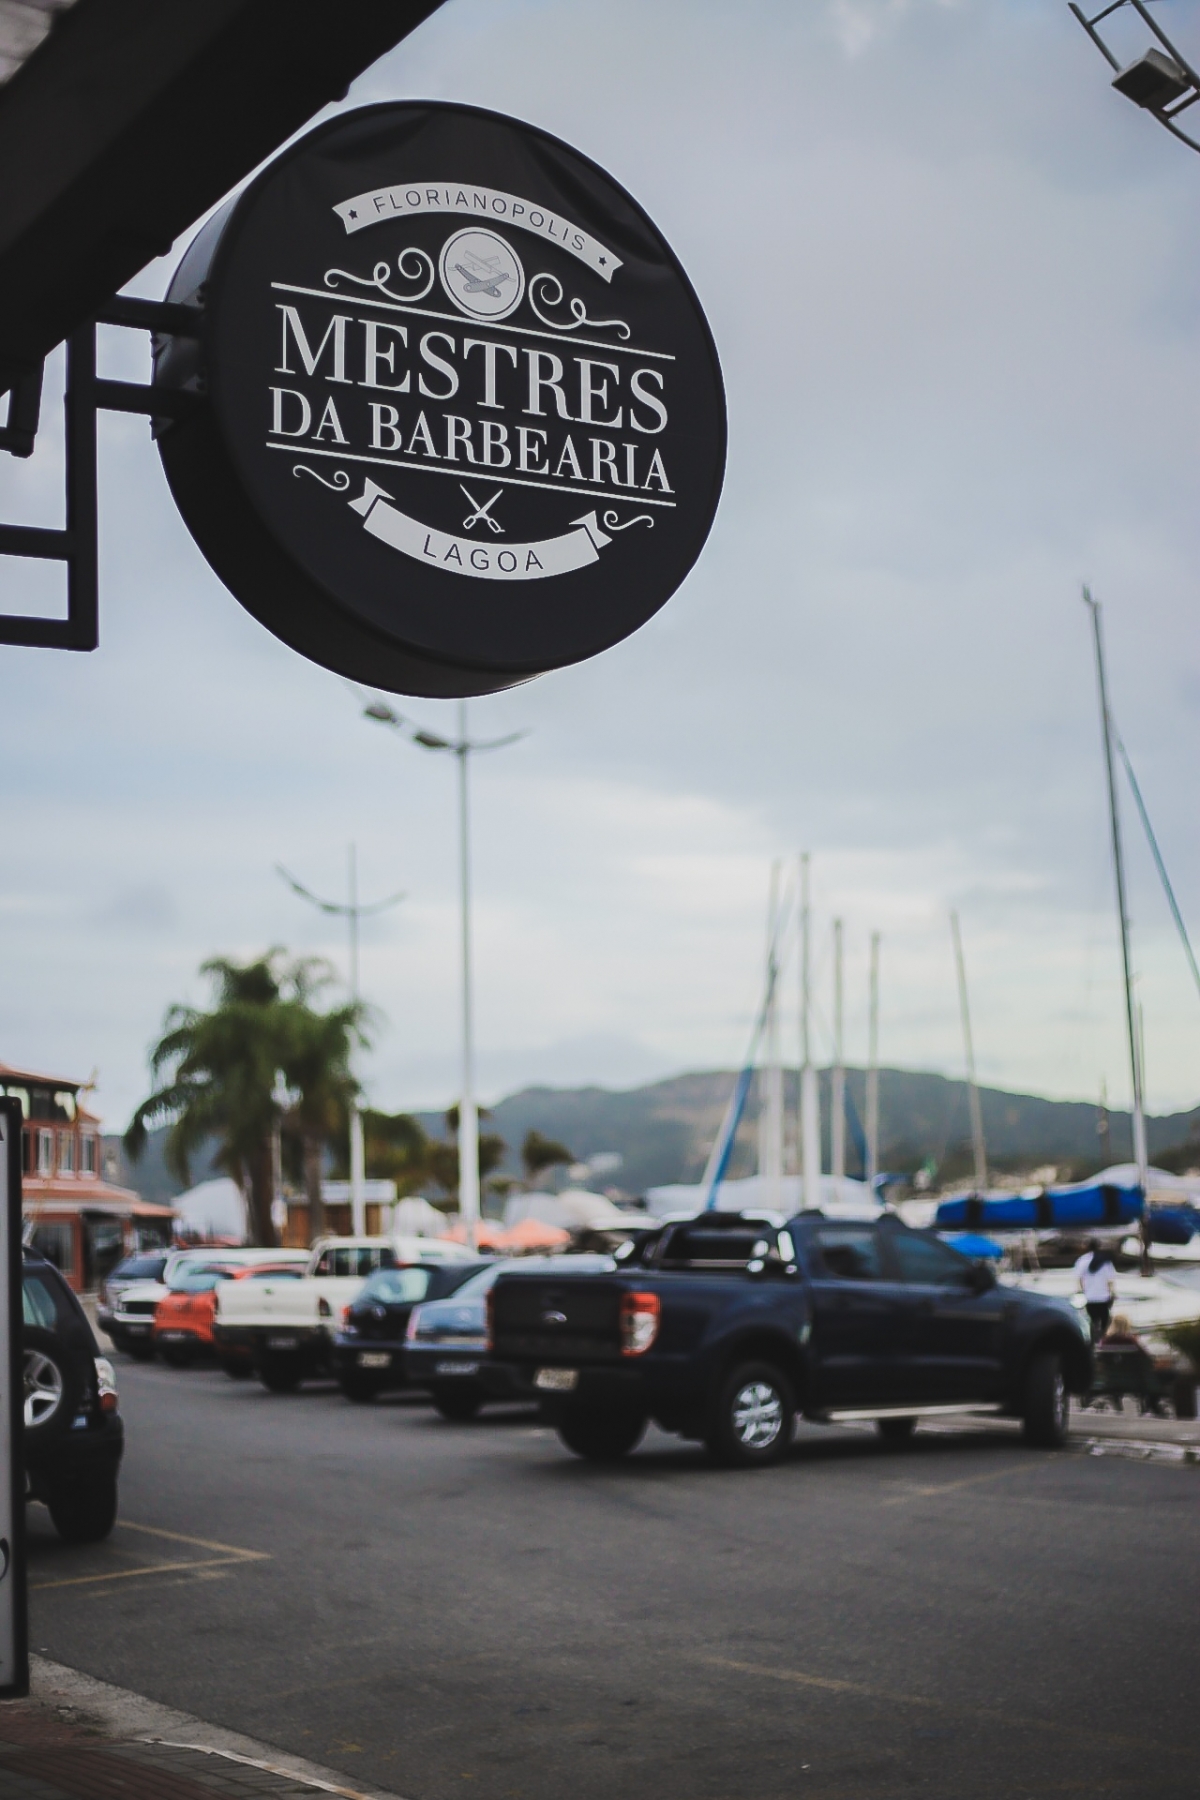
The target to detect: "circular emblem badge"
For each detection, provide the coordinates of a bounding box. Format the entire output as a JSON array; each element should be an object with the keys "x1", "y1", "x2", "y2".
[
  {"x1": 439, "y1": 227, "x2": 525, "y2": 321},
  {"x1": 153, "y1": 102, "x2": 727, "y2": 697}
]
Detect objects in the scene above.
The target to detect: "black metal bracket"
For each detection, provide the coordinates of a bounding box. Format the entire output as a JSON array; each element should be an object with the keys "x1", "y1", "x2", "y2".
[{"x1": 0, "y1": 299, "x2": 203, "y2": 651}]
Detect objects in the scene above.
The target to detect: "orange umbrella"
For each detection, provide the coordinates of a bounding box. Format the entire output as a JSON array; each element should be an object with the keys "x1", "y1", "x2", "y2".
[{"x1": 497, "y1": 1217, "x2": 571, "y2": 1252}]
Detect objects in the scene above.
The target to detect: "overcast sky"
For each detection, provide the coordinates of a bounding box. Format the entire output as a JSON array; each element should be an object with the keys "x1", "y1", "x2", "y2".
[{"x1": 3, "y1": 0, "x2": 1200, "y2": 1136}]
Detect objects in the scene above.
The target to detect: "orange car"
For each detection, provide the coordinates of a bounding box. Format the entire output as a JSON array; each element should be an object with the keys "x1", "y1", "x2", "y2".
[{"x1": 154, "y1": 1263, "x2": 303, "y2": 1369}]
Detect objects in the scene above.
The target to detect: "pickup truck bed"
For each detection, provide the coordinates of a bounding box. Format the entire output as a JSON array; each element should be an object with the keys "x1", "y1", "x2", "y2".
[{"x1": 489, "y1": 1212, "x2": 1093, "y2": 1466}]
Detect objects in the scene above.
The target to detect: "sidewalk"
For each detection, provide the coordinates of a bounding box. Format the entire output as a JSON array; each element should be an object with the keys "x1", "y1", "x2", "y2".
[{"x1": 0, "y1": 1657, "x2": 408, "y2": 1800}]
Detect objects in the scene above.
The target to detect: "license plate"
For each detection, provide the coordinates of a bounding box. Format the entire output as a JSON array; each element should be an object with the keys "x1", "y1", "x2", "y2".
[
  {"x1": 534, "y1": 1368, "x2": 579, "y2": 1392},
  {"x1": 357, "y1": 1352, "x2": 391, "y2": 1369},
  {"x1": 159, "y1": 1331, "x2": 187, "y2": 1341},
  {"x1": 435, "y1": 1360, "x2": 480, "y2": 1376},
  {"x1": 267, "y1": 1335, "x2": 298, "y2": 1351},
  {"x1": 125, "y1": 1323, "x2": 149, "y2": 1335}
]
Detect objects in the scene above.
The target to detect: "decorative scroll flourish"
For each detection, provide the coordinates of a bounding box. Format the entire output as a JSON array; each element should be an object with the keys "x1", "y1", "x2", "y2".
[
  {"x1": 293, "y1": 465, "x2": 351, "y2": 492},
  {"x1": 528, "y1": 273, "x2": 630, "y2": 339},
  {"x1": 602, "y1": 511, "x2": 653, "y2": 533},
  {"x1": 323, "y1": 247, "x2": 435, "y2": 305}
]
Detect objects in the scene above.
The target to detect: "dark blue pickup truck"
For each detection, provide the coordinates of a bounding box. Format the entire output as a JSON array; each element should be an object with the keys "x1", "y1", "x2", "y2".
[{"x1": 488, "y1": 1211, "x2": 1093, "y2": 1467}]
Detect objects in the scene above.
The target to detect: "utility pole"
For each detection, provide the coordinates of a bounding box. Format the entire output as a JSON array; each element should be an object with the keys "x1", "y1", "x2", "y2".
[
  {"x1": 950, "y1": 910, "x2": 988, "y2": 1194},
  {"x1": 865, "y1": 932, "x2": 880, "y2": 1195},
  {"x1": 831, "y1": 919, "x2": 845, "y2": 1189},
  {"x1": 799, "y1": 853, "x2": 821, "y2": 1210},
  {"x1": 1082, "y1": 587, "x2": 1149, "y2": 1253},
  {"x1": 277, "y1": 847, "x2": 404, "y2": 1237}
]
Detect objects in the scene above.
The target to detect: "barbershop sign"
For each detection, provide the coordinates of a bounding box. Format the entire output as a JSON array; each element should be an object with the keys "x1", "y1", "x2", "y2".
[{"x1": 156, "y1": 102, "x2": 726, "y2": 696}]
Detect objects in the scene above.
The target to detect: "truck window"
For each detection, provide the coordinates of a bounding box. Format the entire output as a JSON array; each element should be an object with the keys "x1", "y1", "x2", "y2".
[
  {"x1": 889, "y1": 1233, "x2": 972, "y2": 1286},
  {"x1": 812, "y1": 1227, "x2": 883, "y2": 1281},
  {"x1": 660, "y1": 1227, "x2": 765, "y2": 1268}
]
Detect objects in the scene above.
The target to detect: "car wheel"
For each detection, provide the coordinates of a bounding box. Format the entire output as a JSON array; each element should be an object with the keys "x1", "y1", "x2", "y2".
[
  {"x1": 1023, "y1": 1350, "x2": 1069, "y2": 1448},
  {"x1": 338, "y1": 1375, "x2": 378, "y2": 1404},
  {"x1": 431, "y1": 1384, "x2": 483, "y2": 1422},
  {"x1": 1173, "y1": 1373, "x2": 1198, "y2": 1420},
  {"x1": 706, "y1": 1361, "x2": 795, "y2": 1468},
  {"x1": 125, "y1": 1339, "x2": 154, "y2": 1362},
  {"x1": 47, "y1": 1474, "x2": 118, "y2": 1544},
  {"x1": 159, "y1": 1342, "x2": 193, "y2": 1370},
  {"x1": 877, "y1": 1416, "x2": 917, "y2": 1445},
  {"x1": 557, "y1": 1405, "x2": 646, "y2": 1462},
  {"x1": 23, "y1": 1329, "x2": 82, "y2": 1444},
  {"x1": 221, "y1": 1359, "x2": 253, "y2": 1380},
  {"x1": 259, "y1": 1354, "x2": 302, "y2": 1393}
]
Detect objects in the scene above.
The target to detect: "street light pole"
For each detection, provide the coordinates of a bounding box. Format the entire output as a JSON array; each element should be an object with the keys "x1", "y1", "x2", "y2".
[
  {"x1": 362, "y1": 699, "x2": 526, "y2": 1251},
  {"x1": 277, "y1": 849, "x2": 404, "y2": 1236}
]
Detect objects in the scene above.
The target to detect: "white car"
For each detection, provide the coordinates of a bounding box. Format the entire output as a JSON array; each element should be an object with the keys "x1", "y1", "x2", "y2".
[{"x1": 100, "y1": 1247, "x2": 309, "y2": 1359}]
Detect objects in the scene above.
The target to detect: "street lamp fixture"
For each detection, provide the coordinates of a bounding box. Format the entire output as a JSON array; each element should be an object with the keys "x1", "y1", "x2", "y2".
[
  {"x1": 363, "y1": 699, "x2": 527, "y2": 1248},
  {"x1": 1070, "y1": 0, "x2": 1200, "y2": 153}
]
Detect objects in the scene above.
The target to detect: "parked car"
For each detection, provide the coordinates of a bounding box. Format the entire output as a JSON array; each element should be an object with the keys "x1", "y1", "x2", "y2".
[
  {"x1": 215, "y1": 1238, "x2": 402, "y2": 1392},
  {"x1": 406, "y1": 1255, "x2": 615, "y2": 1421},
  {"x1": 333, "y1": 1260, "x2": 493, "y2": 1401},
  {"x1": 487, "y1": 1212, "x2": 1094, "y2": 1466},
  {"x1": 103, "y1": 1247, "x2": 308, "y2": 1360},
  {"x1": 154, "y1": 1261, "x2": 306, "y2": 1368},
  {"x1": 24, "y1": 1249, "x2": 124, "y2": 1541},
  {"x1": 97, "y1": 1250, "x2": 169, "y2": 1324}
]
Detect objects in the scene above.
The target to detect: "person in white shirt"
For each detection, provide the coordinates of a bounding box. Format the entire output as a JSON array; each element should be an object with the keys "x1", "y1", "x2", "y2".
[{"x1": 1075, "y1": 1239, "x2": 1116, "y2": 1342}]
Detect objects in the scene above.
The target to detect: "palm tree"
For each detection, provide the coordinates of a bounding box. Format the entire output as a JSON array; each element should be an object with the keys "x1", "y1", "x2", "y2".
[
  {"x1": 522, "y1": 1128, "x2": 575, "y2": 1188},
  {"x1": 126, "y1": 952, "x2": 370, "y2": 1246}
]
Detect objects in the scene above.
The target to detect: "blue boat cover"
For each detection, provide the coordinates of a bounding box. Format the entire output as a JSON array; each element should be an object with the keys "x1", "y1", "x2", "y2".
[{"x1": 935, "y1": 1182, "x2": 1142, "y2": 1231}]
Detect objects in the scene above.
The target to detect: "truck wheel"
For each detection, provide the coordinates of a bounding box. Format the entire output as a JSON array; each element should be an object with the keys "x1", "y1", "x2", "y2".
[
  {"x1": 125, "y1": 1339, "x2": 154, "y2": 1363},
  {"x1": 159, "y1": 1342, "x2": 193, "y2": 1370},
  {"x1": 23, "y1": 1329, "x2": 82, "y2": 1444},
  {"x1": 1173, "y1": 1373, "x2": 1198, "y2": 1420},
  {"x1": 47, "y1": 1474, "x2": 118, "y2": 1545},
  {"x1": 259, "y1": 1354, "x2": 301, "y2": 1394},
  {"x1": 877, "y1": 1416, "x2": 917, "y2": 1445},
  {"x1": 431, "y1": 1384, "x2": 482, "y2": 1422},
  {"x1": 1023, "y1": 1351, "x2": 1069, "y2": 1448},
  {"x1": 557, "y1": 1406, "x2": 646, "y2": 1461},
  {"x1": 221, "y1": 1359, "x2": 253, "y2": 1380},
  {"x1": 706, "y1": 1361, "x2": 795, "y2": 1468}
]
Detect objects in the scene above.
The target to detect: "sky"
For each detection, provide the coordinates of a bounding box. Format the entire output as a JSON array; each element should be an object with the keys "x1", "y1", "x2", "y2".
[{"x1": 3, "y1": 0, "x2": 1200, "y2": 1136}]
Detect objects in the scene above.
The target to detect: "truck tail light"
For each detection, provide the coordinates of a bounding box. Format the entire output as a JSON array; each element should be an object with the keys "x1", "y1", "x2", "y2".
[
  {"x1": 95, "y1": 1357, "x2": 119, "y2": 1415},
  {"x1": 406, "y1": 1306, "x2": 422, "y2": 1344},
  {"x1": 619, "y1": 1291, "x2": 660, "y2": 1357}
]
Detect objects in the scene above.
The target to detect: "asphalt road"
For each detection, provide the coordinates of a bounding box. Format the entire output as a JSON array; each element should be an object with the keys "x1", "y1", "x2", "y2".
[{"x1": 26, "y1": 1361, "x2": 1200, "y2": 1800}]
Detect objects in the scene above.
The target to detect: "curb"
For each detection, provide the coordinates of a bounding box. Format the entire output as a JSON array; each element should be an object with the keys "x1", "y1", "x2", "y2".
[{"x1": 30, "y1": 1655, "x2": 411, "y2": 1800}]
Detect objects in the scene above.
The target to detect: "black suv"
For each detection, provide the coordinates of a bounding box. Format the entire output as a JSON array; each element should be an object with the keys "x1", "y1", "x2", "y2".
[{"x1": 23, "y1": 1251, "x2": 124, "y2": 1541}]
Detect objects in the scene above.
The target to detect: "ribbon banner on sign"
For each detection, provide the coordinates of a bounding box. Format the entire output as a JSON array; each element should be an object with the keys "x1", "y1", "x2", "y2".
[
  {"x1": 348, "y1": 480, "x2": 651, "y2": 582},
  {"x1": 331, "y1": 183, "x2": 621, "y2": 281}
]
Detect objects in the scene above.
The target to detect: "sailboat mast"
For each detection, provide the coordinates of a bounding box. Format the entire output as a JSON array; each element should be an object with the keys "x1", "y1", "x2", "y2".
[
  {"x1": 759, "y1": 860, "x2": 784, "y2": 1210},
  {"x1": 1083, "y1": 587, "x2": 1148, "y2": 1201},
  {"x1": 866, "y1": 931, "x2": 880, "y2": 1193},
  {"x1": 831, "y1": 918, "x2": 845, "y2": 1186},
  {"x1": 950, "y1": 910, "x2": 987, "y2": 1193},
  {"x1": 799, "y1": 853, "x2": 822, "y2": 1210}
]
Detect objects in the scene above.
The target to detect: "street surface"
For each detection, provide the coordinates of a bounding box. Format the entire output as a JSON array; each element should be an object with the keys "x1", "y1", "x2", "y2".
[{"x1": 27, "y1": 1362, "x2": 1200, "y2": 1800}]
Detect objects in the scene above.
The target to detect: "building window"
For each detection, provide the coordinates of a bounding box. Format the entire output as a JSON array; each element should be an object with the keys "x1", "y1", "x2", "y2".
[
  {"x1": 58, "y1": 1132, "x2": 75, "y2": 1175},
  {"x1": 22, "y1": 1131, "x2": 34, "y2": 1175},
  {"x1": 29, "y1": 1222, "x2": 73, "y2": 1277},
  {"x1": 37, "y1": 1130, "x2": 53, "y2": 1176},
  {"x1": 81, "y1": 1134, "x2": 97, "y2": 1176}
]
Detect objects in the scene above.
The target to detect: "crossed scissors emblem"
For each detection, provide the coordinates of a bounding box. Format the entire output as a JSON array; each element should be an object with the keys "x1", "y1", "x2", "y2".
[{"x1": 460, "y1": 484, "x2": 505, "y2": 534}]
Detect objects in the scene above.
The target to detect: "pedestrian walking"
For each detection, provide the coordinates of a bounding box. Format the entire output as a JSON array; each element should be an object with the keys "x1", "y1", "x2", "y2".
[{"x1": 1075, "y1": 1238, "x2": 1117, "y2": 1342}]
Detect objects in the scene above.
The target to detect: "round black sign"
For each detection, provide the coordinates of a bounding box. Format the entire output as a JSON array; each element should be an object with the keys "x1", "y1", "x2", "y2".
[{"x1": 155, "y1": 102, "x2": 726, "y2": 697}]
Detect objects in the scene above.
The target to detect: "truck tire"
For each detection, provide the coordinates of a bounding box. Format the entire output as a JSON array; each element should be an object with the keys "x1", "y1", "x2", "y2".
[
  {"x1": 1173, "y1": 1373, "x2": 1198, "y2": 1420},
  {"x1": 1023, "y1": 1350, "x2": 1069, "y2": 1448},
  {"x1": 338, "y1": 1374, "x2": 379, "y2": 1404},
  {"x1": 158, "y1": 1341, "x2": 194, "y2": 1370},
  {"x1": 877, "y1": 1416, "x2": 917, "y2": 1445},
  {"x1": 706, "y1": 1361, "x2": 795, "y2": 1468},
  {"x1": 221, "y1": 1359, "x2": 252, "y2": 1380},
  {"x1": 431, "y1": 1384, "x2": 483, "y2": 1422},
  {"x1": 557, "y1": 1405, "x2": 646, "y2": 1461},
  {"x1": 47, "y1": 1473, "x2": 118, "y2": 1545},
  {"x1": 259, "y1": 1354, "x2": 302, "y2": 1394},
  {"x1": 125, "y1": 1338, "x2": 155, "y2": 1363}
]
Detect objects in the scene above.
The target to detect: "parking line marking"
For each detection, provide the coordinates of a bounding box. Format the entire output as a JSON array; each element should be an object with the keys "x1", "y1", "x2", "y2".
[
  {"x1": 30, "y1": 1521, "x2": 270, "y2": 1590},
  {"x1": 696, "y1": 1656, "x2": 1191, "y2": 1758},
  {"x1": 879, "y1": 1465, "x2": 1037, "y2": 1505}
]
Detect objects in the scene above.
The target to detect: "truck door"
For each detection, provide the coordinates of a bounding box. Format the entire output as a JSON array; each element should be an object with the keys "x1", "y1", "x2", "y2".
[
  {"x1": 884, "y1": 1230, "x2": 1006, "y2": 1403},
  {"x1": 806, "y1": 1224, "x2": 901, "y2": 1407}
]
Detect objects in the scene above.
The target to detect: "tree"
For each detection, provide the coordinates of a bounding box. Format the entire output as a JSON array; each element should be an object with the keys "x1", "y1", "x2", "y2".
[
  {"x1": 125, "y1": 951, "x2": 369, "y2": 1246},
  {"x1": 353, "y1": 1109, "x2": 433, "y2": 1196},
  {"x1": 429, "y1": 1105, "x2": 507, "y2": 1205},
  {"x1": 522, "y1": 1128, "x2": 575, "y2": 1188}
]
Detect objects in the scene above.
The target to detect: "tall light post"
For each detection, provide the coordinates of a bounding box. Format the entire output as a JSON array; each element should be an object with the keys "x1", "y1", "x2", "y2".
[
  {"x1": 1070, "y1": 1, "x2": 1200, "y2": 155},
  {"x1": 277, "y1": 847, "x2": 405, "y2": 1236},
  {"x1": 363, "y1": 699, "x2": 525, "y2": 1249}
]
